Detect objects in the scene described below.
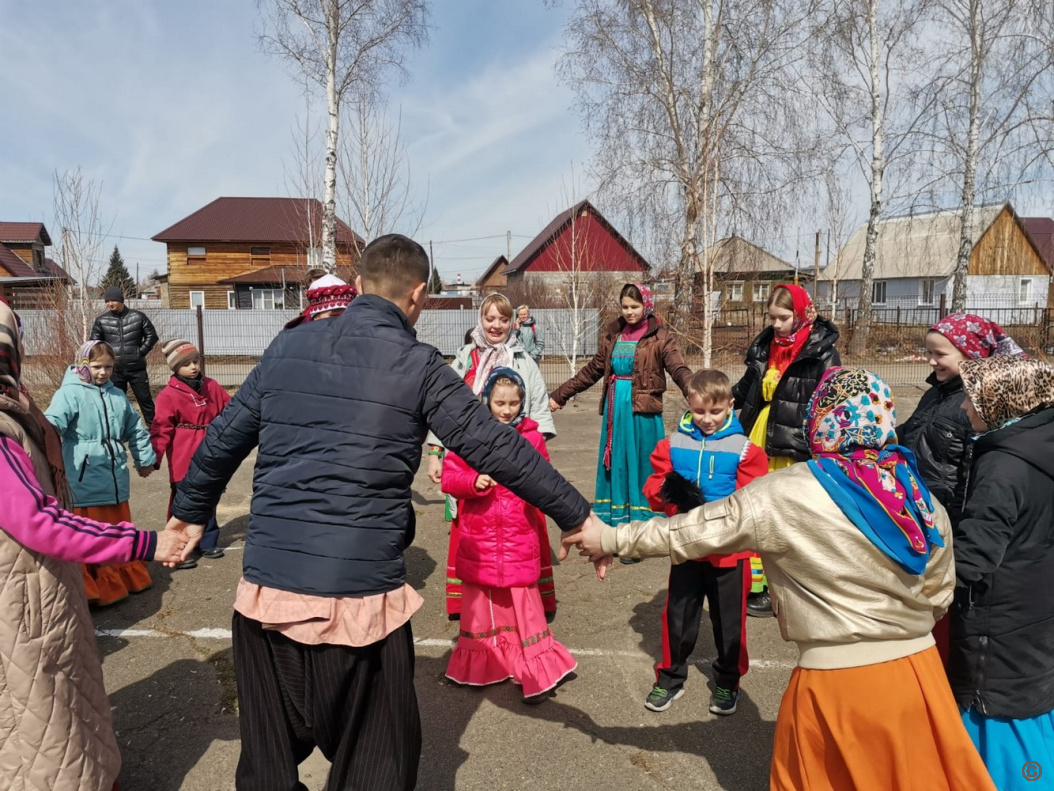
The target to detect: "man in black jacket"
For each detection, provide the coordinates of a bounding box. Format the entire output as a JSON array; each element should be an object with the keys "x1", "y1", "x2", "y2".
[
  {"x1": 164, "y1": 235, "x2": 599, "y2": 791},
  {"x1": 90, "y1": 287, "x2": 159, "y2": 426}
]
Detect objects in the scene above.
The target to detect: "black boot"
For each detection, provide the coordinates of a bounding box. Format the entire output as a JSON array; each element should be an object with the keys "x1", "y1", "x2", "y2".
[{"x1": 746, "y1": 591, "x2": 774, "y2": 618}]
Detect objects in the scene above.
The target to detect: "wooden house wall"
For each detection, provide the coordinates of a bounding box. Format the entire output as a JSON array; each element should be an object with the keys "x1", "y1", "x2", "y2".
[
  {"x1": 3, "y1": 242, "x2": 45, "y2": 269},
  {"x1": 969, "y1": 209, "x2": 1048, "y2": 277},
  {"x1": 164, "y1": 241, "x2": 359, "y2": 309}
]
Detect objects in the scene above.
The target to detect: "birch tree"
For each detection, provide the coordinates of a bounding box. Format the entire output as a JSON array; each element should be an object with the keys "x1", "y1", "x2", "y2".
[
  {"x1": 53, "y1": 168, "x2": 110, "y2": 341},
  {"x1": 559, "y1": 0, "x2": 819, "y2": 366},
  {"x1": 920, "y1": 0, "x2": 1054, "y2": 310},
  {"x1": 810, "y1": 0, "x2": 933, "y2": 354},
  {"x1": 338, "y1": 98, "x2": 426, "y2": 246},
  {"x1": 258, "y1": 0, "x2": 428, "y2": 271}
]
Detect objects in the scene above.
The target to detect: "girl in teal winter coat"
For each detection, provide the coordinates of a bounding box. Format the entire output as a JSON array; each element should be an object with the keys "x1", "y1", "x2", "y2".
[{"x1": 46, "y1": 340, "x2": 156, "y2": 605}]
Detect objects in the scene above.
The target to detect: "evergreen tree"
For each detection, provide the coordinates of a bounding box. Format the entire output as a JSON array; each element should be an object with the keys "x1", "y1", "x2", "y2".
[
  {"x1": 428, "y1": 267, "x2": 443, "y2": 295},
  {"x1": 100, "y1": 245, "x2": 136, "y2": 298}
]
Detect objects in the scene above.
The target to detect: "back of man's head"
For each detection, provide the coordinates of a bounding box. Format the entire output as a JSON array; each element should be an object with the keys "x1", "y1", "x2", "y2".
[{"x1": 358, "y1": 234, "x2": 430, "y2": 301}]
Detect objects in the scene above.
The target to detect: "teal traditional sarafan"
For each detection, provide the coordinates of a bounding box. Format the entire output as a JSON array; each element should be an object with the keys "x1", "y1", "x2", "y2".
[{"x1": 593, "y1": 339, "x2": 664, "y2": 526}]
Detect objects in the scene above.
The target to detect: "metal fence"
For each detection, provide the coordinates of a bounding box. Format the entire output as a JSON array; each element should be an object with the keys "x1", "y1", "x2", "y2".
[
  {"x1": 20, "y1": 302, "x2": 1050, "y2": 396},
  {"x1": 19, "y1": 306, "x2": 603, "y2": 391}
]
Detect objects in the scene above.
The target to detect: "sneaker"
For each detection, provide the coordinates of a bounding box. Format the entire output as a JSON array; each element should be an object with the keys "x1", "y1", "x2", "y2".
[
  {"x1": 200, "y1": 547, "x2": 225, "y2": 559},
  {"x1": 746, "y1": 591, "x2": 775, "y2": 618},
  {"x1": 644, "y1": 685, "x2": 684, "y2": 712},
  {"x1": 619, "y1": 556, "x2": 641, "y2": 565},
  {"x1": 709, "y1": 686, "x2": 740, "y2": 715}
]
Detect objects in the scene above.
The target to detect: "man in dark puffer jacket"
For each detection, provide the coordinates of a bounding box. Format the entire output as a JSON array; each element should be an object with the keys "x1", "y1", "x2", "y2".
[
  {"x1": 166, "y1": 235, "x2": 596, "y2": 791},
  {"x1": 90, "y1": 287, "x2": 159, "y2": 426}
]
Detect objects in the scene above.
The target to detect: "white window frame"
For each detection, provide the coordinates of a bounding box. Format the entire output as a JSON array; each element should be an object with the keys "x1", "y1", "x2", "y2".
[
  {"x1": 250, "y1": 288, "x2": 284, "y2": 310},
  {"x1": 189, "y1": 291, "x2": 205, "y2": 309},
  {"x1": 872, "y1": 280, "x2": 888, "y2": 306},
  {"x1": 918, "y1": 278, "x2": 936, "y2": 306},
  {"x1": 227, "y1": 290, "x2": 237, "y2": 310},
  {"x1": 1019, "y1": 278, "x2": 1033, "y2": 304},
  {"x1": 753, "y1": 282, "x2": 769, "y2": 301},
  {"x1": 729, "y1": 281, "x2": 744, "y2": 301}
]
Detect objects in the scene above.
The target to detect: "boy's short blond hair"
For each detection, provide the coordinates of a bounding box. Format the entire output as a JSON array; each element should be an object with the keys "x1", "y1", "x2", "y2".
[{"x1": 685, "y1": 369, "x2": 733, "y2": 403}]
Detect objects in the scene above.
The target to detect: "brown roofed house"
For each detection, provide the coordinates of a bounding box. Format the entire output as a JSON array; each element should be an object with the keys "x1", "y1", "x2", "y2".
[
  {"x1": 152, "y1": 197, "x2": 363, "y2": 310},
  {"x1": 0, "y1": 222, "x2": 71, "y2": 309}
]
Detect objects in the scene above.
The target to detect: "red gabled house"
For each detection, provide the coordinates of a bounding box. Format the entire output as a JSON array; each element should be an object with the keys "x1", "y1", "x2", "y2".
[{"x1": 503, "y1": 201, "x2": 650, "y2": 292}]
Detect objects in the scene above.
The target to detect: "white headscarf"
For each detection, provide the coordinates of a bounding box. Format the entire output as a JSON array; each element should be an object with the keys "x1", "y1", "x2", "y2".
[{"x1": 468, "y1": 316, "x2": 523, "y2": 396}]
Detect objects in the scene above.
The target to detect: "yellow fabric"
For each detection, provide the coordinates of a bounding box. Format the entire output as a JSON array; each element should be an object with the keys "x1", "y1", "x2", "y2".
[{"x1": 749, "y1": 366, "x2": 794, "y2": 472}]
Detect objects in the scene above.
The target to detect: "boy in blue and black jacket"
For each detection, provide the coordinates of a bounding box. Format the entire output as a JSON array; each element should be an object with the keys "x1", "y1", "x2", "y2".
[{"x1": 642, "y1": 369, "x2": 768, "y2": 715}]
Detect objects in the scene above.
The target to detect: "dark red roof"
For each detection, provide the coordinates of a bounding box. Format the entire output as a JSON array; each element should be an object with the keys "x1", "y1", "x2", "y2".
[
  {"x1": 0, "y1": 244, "x2": 38, "y2": 277},
  {"x1": 503, "y1": 200, "x2": 650, "y2": 275},
  {"x1": 43, "y1": 258, "x2": 72, "y2": 282},
  {"x1": 0, "y1": 222, "x2": 52, "y2": 246},
  {"x1": 152, "y1": 197, "x2": 364, "y2": 246},
  {"x1": 476, "y1": 255, "x2": 508, "y2": 285},
  {"x1": 219, "y1": 264, "x2": 356, "y2": 286},
  {"x1": 1022, "y1": 217, "x2": 1054, "y2": 273}
]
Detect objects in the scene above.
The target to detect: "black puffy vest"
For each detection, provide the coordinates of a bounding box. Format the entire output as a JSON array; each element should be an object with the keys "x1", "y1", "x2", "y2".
[
  {"x1": 733, "y1": 318, "x2": 841, "y2": 461},
  {"x1": 898, "y1": 374, "x2": 971, "y2": 526},
  {"x1": 90, "y1": 308, "x2": 158, "y2": 370}
]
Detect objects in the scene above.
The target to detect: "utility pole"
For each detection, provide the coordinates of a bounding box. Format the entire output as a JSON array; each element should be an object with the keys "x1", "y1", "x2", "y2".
[
  {"x1": 813, "y1": 231, "x2": 820, "y2": 297},
  {"x1": 507, "y1": 230, "x2": 512, "y2": 261}
]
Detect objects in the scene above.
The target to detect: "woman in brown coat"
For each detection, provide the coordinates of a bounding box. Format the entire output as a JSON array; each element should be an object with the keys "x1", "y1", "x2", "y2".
[{"x1": 550, "y1": 284, "x2": 691, "y2": 545}]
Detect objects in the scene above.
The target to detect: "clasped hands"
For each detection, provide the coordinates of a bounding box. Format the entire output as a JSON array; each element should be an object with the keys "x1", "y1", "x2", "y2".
[
  {"x1": 558, "y1": 511, "x2": 613, "y2": 580},
  {"x1": 153, "y1": 517, "x2": 207, "y2": 567}
]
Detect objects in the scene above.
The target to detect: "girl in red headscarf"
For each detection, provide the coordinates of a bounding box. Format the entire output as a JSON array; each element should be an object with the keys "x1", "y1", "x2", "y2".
[{"x1": 732, "y1": 284, "x2": 841, "y2": 615}]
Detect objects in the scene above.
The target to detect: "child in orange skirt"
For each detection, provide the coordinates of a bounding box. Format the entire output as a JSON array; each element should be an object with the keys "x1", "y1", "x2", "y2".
[
  {"x1": 45, "y1": 341, "x2": 156, "y2": 605},
  {"x1": 441, "y1": 367, "x2": 577, "y2": 703}
]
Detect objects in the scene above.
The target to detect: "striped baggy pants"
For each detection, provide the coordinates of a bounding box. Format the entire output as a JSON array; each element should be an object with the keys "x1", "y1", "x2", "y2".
[{"x1": 232, "y1": 612, "x2": 421, "y2": 791}]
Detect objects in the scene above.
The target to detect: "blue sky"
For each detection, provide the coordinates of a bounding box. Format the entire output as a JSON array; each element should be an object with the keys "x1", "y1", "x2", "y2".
[
  {"x1": 0, "y1": 0, "x2": 590, "y2": 280},
  {"x1": 2, "y1": 1, "x2": 1050, "y2": 283}
]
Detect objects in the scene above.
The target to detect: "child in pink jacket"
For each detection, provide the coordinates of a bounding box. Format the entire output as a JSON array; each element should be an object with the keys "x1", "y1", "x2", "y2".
[{"x1": 441, "y1": 367, "x2": 577, "y2": 703}]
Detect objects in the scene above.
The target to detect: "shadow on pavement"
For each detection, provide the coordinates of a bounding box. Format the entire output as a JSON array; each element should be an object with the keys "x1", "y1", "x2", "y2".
[
  {"x1": 406, "y1": 545, "x2": 439, "y2": 592},
  {"x1": 93, "y1": 567, "x2": 174, "y2": 657},
  {"x1": 110, "y1": 647, "x2": 240, "y2": 790}
]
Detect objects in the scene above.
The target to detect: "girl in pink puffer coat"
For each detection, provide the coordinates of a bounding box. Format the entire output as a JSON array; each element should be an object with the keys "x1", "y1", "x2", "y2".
[{"x1": 441, "y1": 367, "x2": 577, "y2": 702}]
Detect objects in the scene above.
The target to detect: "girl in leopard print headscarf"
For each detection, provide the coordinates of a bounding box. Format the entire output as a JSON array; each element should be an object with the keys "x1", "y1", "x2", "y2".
[{"x1": 951, "y1": 354, "x2": 1054, "y2": 787}]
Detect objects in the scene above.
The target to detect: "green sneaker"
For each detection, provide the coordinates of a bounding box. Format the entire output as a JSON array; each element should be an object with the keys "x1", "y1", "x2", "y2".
[
  {"x1": 644, "y1": 684, "x2": 684, "y2": 712},
  {"x1": 709, "y1": 686, "x2": 740, "y2": 715}
]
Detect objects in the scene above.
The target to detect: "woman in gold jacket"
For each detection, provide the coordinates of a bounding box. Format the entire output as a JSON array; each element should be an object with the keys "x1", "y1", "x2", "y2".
[{"x1": 570, "y1": 367, "x2": 995, "y2": 791}]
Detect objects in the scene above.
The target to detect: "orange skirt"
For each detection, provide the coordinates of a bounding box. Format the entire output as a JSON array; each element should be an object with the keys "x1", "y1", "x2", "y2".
[
  {"x1": 770, "y1": 647, "x2": 995, "y2": 791},
  {"x1": 75, "y1": 503, "x2": 152, "y2": 606}
]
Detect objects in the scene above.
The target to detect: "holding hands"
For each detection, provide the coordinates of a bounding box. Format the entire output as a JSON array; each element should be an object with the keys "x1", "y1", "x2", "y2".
[
  {"x1": 157, "y1": 517, "x2": 206, "y2": 568},
  {"x1": 549, "y1": 398, "x2": 562, "y2": 412},
  {"x1": 559, "y1": 512, "x2": 613, "y2": 580},
  {"x1": 136, "y1": 466, "x2": 153, "y2": 479}
]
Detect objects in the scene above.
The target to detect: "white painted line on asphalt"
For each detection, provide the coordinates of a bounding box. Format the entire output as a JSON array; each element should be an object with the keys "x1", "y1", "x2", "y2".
[{"x1": 95, "y1": 629, "x2": 797, "y2": 669}]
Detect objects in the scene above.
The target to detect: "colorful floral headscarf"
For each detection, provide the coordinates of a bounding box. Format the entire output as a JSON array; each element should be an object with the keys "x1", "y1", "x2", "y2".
[
  {"x1": 805, "y1": 367, "x2": 941, "y2": 575},
  {"x1": 772, "y1": 284, "x2": 817, "y2": 345},
  {"x1": 72, "y1": 340, "x2": 102, "y2": 384},
  {"x1": 930, "y1": 313, "x2": 1024, "y2": 360},
  {"x1": 959, "y1": 355, "x2": 1054, "y2": 432},
  {"x1": 633, "y1": 283, "x2": 655, "y2": 316}
]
